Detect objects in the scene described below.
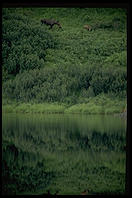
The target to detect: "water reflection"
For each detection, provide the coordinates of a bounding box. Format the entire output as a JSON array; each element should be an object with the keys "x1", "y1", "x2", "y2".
[{"x1": 2, "y1": 113, "x2": 126, "y2": 195}]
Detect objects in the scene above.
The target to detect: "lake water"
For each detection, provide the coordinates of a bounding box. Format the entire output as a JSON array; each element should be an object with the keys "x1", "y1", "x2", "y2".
[{"x1": 2, "y1": 113, "x2": 126, "y2": 195}]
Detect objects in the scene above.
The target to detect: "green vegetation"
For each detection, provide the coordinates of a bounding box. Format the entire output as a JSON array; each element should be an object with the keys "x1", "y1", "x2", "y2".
[
  {"x1": 2, "y1": 102, "x2": 66, "y2": 114},
  {"x1": 2, "y1": 94, "x2": 125, "y2": 114},
  {"x1": 2, "y1": 7, "x2": 127, "y2": 113}
]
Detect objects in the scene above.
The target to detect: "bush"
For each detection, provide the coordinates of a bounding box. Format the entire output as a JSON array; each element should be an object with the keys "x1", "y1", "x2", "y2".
[
  {"x1": 80, "y1": 87, "x2": 95, "y2": 98},
  {"x1": 90, "y1": 67, "x2": 126, "y2": 96},
  {"x1": 104, "y1": 51, "x2": 127, "y2": 67},
  {"x1": 2, "y1": 8, "x2": 127, "y2": 104},
  {"x1": 3, "y1": 63, "x2": 127, "y2": 103},
  {"x1": 3, "y1": 66, "x2": 79, "y2": 103},
  {"x1": 91, "y1": 35, "x2": 126, "y2": 57},
  {"x1": 2, "y1": 10, "x2": 58, "y2": 79}
]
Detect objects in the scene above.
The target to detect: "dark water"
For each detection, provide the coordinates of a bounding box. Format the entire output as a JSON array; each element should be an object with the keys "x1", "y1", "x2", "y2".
[{"x1": 2, "y1": 113, "x2": 126, "y2": 195}]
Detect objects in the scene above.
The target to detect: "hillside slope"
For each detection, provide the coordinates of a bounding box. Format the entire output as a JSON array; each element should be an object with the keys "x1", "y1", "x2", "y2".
[{"x1": 2, "y1": 8, "x2": 127, "y2": 113}]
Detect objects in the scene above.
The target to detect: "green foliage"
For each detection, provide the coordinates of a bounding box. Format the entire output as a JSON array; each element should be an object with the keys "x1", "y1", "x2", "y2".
[
  {"x1": 104, "y1": 51, "x2": 127, "y2": 67},
  {"x1": 80, "y1": 86, "x2": 95, "y2": 98},
  {"x1": 3, "y1": 63, "x2": 126, "y2": 104},
  {"x1": 2, "y1": 103, "x2": 66, "y2": 114},
  {"x1": 2, "y1": 95, "x2": 126, "y2": 114},
  {"x1": 65, "y1": 94, "x2": 125, "y2": 114},
  {"x1": 2, "y1": 9, "x2": 58, "y2": 79},
  {"x1": 3, "y1": 65, "x2": 81, "y2": 103},
  {"x1": 2, "y1": 8, "x2": 127, "y2": 107},
  {"x1": 91, "y1": 67, "x2": 126, "y2": 96}
]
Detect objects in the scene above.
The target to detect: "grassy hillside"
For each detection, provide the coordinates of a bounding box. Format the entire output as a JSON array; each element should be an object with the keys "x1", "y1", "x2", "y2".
[{"x1": 2, "y1": 8, "x2": 127, "y2": 113}]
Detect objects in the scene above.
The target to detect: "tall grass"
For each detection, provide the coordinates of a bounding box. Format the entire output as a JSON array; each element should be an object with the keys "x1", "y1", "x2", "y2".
[
  {"x1": 2, "y1": 93, "x2": 126, "y2": 114},
  {"x1": 65, "y1": 94, "x2": 126, "y2": 114},
  {"x1": 2, "y1": 103, "x2": 66, "y2": 114}
]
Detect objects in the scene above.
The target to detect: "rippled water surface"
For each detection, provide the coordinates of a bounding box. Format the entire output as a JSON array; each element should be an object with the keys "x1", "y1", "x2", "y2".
[{"x1": 2, "y1": 113, "x2": 126, "y2": 195}]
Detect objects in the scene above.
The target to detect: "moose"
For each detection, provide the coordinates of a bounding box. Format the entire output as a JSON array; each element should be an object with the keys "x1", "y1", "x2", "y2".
[
  {"x1": 84, "y1": 24, "x2": 92, "y2": 31},
  {"x1": 41, "y1": 19, "x2": 62, "y2": 30}
]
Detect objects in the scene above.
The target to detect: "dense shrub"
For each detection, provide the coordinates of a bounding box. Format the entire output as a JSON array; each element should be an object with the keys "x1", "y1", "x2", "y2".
[
  {"x1": 2, "y1": 8, "x2": 127, "y2": 103},
  {"x1": 90, "y1": 67, "x2": 126, "y2": 96},
  {"x1": 109, "y1": 69, "x2": 127, "y2": 94},
  {"x1": 2, "y1": 10, "x2": 58, "y2": 79},
  {"x1": 3, "y1": 63, "x2": 126, "y2": 103},
  {"x1": 104, "y1": 51, "x2": 127, "y2": 67},
  {"x1": 91, "y1": 35, "x2": 126, "y2": 57},
  {"x1": 2, "y1": 64, "x2": 79, "y2": 103}
]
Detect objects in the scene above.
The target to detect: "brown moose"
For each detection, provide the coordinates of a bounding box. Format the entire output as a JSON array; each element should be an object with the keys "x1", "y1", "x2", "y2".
[
  {"x1": 84, "y1": 25, "x2": 92, "y2": 31},
  {"x1": 41, "y1": 19, "x2": 62, "y2": 29}
]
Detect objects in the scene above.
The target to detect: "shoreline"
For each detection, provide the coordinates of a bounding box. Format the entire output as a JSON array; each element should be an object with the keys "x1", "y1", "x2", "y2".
[{"x1": 2, "y1": 102, "x2": 125, "y2": 115}]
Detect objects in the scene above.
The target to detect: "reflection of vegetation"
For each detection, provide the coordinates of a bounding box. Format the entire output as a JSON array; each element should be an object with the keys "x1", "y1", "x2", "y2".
[
  {"x1": 3, "y1": 126, "x2": 125, "y2": 153},
  {"x1": 2, "y1": 114, "x2": 126, "y2": 195},
  {"x1": 2, "y1": 140, "x2": 126, "y2": 195},
  {"x1": 2, "y1": 143, "x2": 56, "y2": 195},
  {"x1": 91, "y1": 131, "x2": 125, "y2": 152}
]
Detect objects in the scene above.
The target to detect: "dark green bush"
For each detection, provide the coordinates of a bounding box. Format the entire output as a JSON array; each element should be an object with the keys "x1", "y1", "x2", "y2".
[
  {"x1": 104, "y1": 51, "x2": 127, "y2": 67},
  {"x1": 2, "y1": 10, "x2": 58, "y2": 79},
  {"x1": 92, "y1": 35, "x2": 126, "y2": 57},
  {"x1": 80, "y1": 86, "x2": 95, "y2": 98},
  {"x1": 109, "y1": 69, "x2": 127, "y2": 94},
  {"x1": 90, "y1": 67, "x2": 126, "y2": 96},
  {"x1": 2, "y1": 8, "x2": 127, "y2": 103},
  {"x1": 3, "y1": 63, "x2": 126, "y2": 103}
]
